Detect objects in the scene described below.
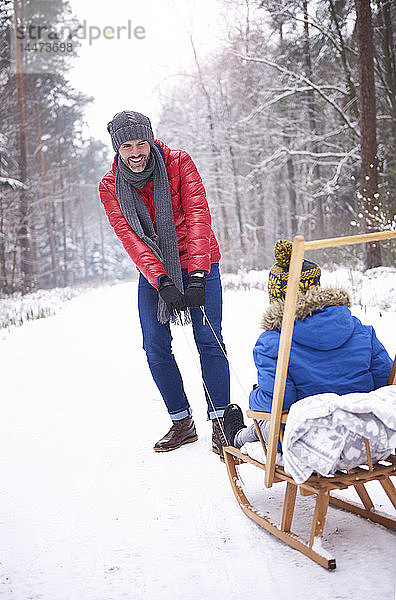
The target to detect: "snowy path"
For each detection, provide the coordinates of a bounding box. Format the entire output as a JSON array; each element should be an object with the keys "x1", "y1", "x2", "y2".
[{"x1": 1, "y1": 281, "x2": 395, "y2": 600}]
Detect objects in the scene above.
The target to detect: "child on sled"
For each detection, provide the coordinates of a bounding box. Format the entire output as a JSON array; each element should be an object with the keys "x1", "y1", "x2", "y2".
[{"x1": 223, "y1": 240, "x2": 393, "y2": 448}]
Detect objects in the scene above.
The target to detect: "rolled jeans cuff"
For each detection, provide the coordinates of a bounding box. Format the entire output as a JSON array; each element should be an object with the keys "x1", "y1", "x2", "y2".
[
  {"x1": 208, "y1": 407, "x2": 227, "y2": 420},
  {"x1": 169, "y1": 407, "x2": 193, "y2": 421}
]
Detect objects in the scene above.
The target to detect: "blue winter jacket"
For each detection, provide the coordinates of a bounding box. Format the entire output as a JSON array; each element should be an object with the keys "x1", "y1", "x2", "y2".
[{"x1": 249, "y1": 287, "x2": 393, "y2": 413}]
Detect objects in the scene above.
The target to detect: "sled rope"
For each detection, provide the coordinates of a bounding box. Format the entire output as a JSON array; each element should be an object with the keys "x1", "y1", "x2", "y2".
[
  {"x1": 179, "y1": 306, "x2": 250, "y2": 442},
  {"x1": 179, "y1": 322, "x2": 226, "y2": 434},
  {"x1": 196, "y1": 308, "x2": 247, "y2": 483},
  {"x1": 200, "y1": 306, "x2": 250, "y2": 402}
]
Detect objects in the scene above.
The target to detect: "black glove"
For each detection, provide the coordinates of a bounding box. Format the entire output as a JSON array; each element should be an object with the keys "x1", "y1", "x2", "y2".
[
  {"x1": 184, "y1": 272, "x2": 206, "y2": 308},
  {"x1": 158, "y1": 276, "x2": 186, "y2": 315}
]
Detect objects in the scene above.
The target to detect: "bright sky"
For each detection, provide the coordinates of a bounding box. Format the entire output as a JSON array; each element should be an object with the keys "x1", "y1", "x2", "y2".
[{"x1": 67, "y1": 0, "x2": 227, "y2": 150}]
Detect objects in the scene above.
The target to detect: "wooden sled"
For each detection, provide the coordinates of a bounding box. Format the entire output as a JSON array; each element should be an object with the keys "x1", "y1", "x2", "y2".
[{"x1": 223, "y1": 231, "x2": 396, "y2": 570}]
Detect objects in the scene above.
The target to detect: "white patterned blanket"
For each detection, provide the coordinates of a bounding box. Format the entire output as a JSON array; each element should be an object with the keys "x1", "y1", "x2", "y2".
[{"x1": 281, "y1": 386, "x2": 396, "y2": 484}]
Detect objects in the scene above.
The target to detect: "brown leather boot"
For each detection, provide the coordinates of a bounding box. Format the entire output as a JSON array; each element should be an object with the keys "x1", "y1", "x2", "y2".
[
  {"x1": 153, "y1": 415, "x2": 198, "y2": 452},
  {"x1": 212, "y1": 417, "x2": 227, "y2": 459}
]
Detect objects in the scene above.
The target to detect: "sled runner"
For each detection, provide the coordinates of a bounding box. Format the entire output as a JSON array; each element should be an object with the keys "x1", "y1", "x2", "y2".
[{"x1": 223, "y1": 231, "x2": 396, "y2": 570}]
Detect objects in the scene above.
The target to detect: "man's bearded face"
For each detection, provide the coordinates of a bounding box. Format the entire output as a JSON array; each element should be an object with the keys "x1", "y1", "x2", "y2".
[{"x1": 119, "y1": 139, "x2": 151, "y2": 173}]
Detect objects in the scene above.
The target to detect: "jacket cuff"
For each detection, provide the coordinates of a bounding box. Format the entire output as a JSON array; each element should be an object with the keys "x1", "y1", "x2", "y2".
[{"x1": 158, "y1": 273, "x2": 172, "y2": 288}]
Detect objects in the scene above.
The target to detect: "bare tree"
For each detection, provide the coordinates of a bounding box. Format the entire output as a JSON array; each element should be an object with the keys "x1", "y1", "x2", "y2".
[
  {"x1": 13, "y1": 0, "x2": 33, "y2": 291},
  {"x1": 355, "y1": 0, "x2": 382, "y2": 268}
]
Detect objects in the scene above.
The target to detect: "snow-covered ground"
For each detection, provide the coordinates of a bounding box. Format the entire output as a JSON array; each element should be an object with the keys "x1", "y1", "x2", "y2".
[{"x1": 0, "y1": 271, "x2": 395, "y2": 600}]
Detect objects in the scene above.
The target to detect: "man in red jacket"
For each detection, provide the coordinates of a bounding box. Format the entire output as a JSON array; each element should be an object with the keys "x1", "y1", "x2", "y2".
[{"x1": 99, "y1": 110, "x2": 230, "y2": 456}]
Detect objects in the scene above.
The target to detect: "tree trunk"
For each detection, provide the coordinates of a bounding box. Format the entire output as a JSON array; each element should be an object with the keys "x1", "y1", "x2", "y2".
[
  {"x1": 228, "y1": 144, "x2": 245, "y2": 251},
  {"x1": 56, "y1": 113, "x2": 68, "y2": 286},
  {"x1": 66, "y1": 162, "x2": 76, "y2": 282},
  {"x1": 377, "y1": 0, "x2": 396, "y2": 141},
  {"x1": 329, "y1": 0, "x2": 360, "y2": 121},
  {"x1": 13, "y1": 0, "x2": 33, "y2": 292},
  {"x1": 49, "y1": 178, "x2": 61, "y2": 287},
  {"x1": 0, "y1": 196, "x2": 9, "y2": 294},
  {"x1": 74, "y1": 156, "x2": 88, "y2": 282},
  {"x1": 355, "y1": 0, "x2": 382, "y2": 268},
  {"x1": 303, "y1": 0, "x2": 323, "y2": 237},
  {"x1": 286, "y1": 147, "x2": 298, "y2": 235},
  {"x1": 90, "y1": 140, "x2": 106, "y2": 281},
  {"x1": 190, "y1": 36, "x2": 229, "y2": 248},
  {"x1": 376, "y1": 0, "x2": 396, "y2": 205},
  {"x1": 34, "y1": 100, "x2": 59, "y2": 288},
  {"x1": 253, "y1": 173, "x2": 267, "y2": 264}
]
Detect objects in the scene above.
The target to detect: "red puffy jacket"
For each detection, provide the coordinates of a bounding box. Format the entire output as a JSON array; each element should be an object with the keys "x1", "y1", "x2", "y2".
[{"x1": 99, "y1": 140, "x2": 221, "y2": 288}]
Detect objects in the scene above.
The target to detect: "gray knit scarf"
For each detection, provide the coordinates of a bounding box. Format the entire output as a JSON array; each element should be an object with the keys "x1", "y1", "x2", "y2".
[{"x1": 115, "y1": 143, "x2": 188, "y2": 324}]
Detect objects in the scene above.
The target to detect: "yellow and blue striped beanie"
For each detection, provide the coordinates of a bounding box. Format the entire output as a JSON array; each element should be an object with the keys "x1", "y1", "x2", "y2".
[{"x1": 268, "y1": 240, "x2": 321, "y2": 303}]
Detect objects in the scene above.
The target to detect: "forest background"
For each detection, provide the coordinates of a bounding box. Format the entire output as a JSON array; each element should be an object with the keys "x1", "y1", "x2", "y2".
[{"x1": 1, "y1": 0, "x2": 395, "y2": 295}]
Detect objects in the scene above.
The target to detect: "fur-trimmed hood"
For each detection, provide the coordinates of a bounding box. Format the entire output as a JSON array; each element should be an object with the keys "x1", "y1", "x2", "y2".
[
  {"x1": 261, "y1": 286, "x2": 352, "y2": 331},
  {"x1": 249, "y1": 286, "x2": 393, "y2": 413}
]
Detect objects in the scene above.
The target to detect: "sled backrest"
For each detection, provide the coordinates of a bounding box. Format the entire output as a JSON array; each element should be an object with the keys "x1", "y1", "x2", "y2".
[
  {"x1": 388, "y1": 357, "x2": 396, "y2": 385},
  {"x1": 264, "y1": 230, "x2": 396, "y2": 488}
]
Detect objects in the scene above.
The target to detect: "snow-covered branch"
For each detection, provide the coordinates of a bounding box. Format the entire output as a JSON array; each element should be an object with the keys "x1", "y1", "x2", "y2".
[
  {"x1": 290, "y1": 14, "x2": 358, "y2": 58},
  {"x1": 0, "y1": 176, "x2": 26, "y2": 190},
  {"x1": 256, "y1": 147, "x2": 359, "y2": 171},
  {"x1": 321, "y1": 146, "x2": 360, "y2": 191},
  {"x1": 240, "y1": 85, "x2": 348, "y2": 124},
  {"x1": 235, "y1": 53, "x2": 360, "y2": 138}
]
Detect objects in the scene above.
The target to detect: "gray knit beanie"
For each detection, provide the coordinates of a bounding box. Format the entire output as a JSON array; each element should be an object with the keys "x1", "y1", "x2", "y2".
[{"x1": 107, "y1": 111, "x2": 154, "y2": 152}]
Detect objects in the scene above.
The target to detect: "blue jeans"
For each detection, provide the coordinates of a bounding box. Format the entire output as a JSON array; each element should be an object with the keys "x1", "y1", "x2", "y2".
[{"x1": 138, "y1": 264, "x2": 230, "y2": 420}]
